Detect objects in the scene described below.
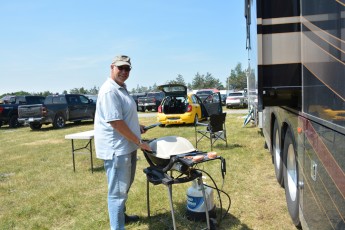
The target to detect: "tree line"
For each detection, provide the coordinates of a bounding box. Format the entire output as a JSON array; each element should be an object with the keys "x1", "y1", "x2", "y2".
[{"x1": 0, "y1": 63, "x2": 248, "y2": 98}]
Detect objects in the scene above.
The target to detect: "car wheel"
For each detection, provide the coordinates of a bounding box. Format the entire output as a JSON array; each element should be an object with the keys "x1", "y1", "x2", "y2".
[
  {"x1": 30, "y1": 123, "x2": 42, "y2": 130},
  {"x1": 0, "y1": 120, "x2": 3, "y2": 127},
  {"x1": 53, "y1": 113, "x2": 66, "y2": 129},
  {"x1": 9, "y1": 115, "x2": 19, "y2": 128},
  {"x1": 283, "y1": 128, "x2": 301, "y2": 227},
  {"x1": 194, "y1": 114, "x2": 199, "y2": 125},
  {"x1": 273, "y1": 120, "x2": 284, "y2": 187},
  {"x1": 141, "y1": 107, "x2": 145, "y2": 112}
]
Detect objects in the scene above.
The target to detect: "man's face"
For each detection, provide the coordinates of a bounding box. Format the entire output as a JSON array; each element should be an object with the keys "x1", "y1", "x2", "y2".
[{"x1": 111, "y1": 65, "x2": 131, "y2": 86}]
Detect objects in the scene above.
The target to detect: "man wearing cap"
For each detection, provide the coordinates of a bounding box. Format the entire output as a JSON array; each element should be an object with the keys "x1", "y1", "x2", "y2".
[{"x1": 94, "y1": 55, "x2": 151, "y2": 230}]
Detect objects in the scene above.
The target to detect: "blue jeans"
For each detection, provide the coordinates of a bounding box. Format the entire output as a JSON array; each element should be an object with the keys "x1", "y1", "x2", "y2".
[{"x1": 104, "y1": 151, "x2": 137, "y2": 230}]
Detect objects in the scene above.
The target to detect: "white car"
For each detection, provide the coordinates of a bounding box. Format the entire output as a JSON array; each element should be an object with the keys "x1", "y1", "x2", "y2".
[{"x1": 226, "y1": 92, "x2": 247, "y2": 108}]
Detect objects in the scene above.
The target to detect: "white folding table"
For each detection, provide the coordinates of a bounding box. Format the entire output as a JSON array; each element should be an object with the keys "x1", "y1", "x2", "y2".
[{"x1": 65, "y1": 130, "x2": 95, "y2": 173}]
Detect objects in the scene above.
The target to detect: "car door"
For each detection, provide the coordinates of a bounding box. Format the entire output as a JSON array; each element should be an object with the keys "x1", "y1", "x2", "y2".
[
  {"x1": 196, "y1": 92, "x2": 222, "y2": 117},
  {"x1": 77, "y1": 95, "x2": 94, "y2": 118},
  {"x1": 66, "y1": 95, "x2": 81, "y2": 119}
]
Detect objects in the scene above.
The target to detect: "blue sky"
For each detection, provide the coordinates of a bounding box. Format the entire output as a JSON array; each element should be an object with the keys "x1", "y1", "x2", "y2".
[{"x1": 0, "y1": 1, "x2": 249, "y2": 95}]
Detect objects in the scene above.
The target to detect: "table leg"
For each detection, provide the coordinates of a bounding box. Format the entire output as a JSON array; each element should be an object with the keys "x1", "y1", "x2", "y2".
[
  {"x1": 72, "y1": 139, "x2": 76, "y2": 172},
  {"x1": 89, "y1": 140, "x2": 93, "y2": 173}
]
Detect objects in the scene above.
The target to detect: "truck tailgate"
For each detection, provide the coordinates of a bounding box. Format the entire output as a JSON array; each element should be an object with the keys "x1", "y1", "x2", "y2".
[{"x1": 18, "y1": 104, "x2": 43, "y2": 118}]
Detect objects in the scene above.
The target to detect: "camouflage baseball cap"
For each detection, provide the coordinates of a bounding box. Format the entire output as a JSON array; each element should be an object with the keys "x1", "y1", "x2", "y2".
[{"x1": 112, "y1": 55, "x2": 131, "y2": 67}]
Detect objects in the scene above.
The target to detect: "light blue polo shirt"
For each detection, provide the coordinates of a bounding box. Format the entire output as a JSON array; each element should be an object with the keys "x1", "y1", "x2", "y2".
[{"x1": 94, "y1": 78, "x2": 140, "y2": 160}]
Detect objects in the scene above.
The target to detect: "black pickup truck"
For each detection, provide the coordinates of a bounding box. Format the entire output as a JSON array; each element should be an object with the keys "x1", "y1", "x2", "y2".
[
  {"x1": 137, "y1": 91, "x2": 165, "y2": 112},
  {"x1": 18, "y1": 94, "x2": 96, "y2": 130},
  {"x1": 0, "y1": 95, "x2": 45, "y2": 128}
]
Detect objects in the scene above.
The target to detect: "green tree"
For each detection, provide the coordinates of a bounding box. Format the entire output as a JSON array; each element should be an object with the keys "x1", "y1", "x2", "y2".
[
  {"x1": 191, "y1": 72, "x2": 223, "y2": 89},
  {"x1": 88, "y1": 86, "x2": 99, "y2": 95},
  {"x1": 227, "y1": 63, "x2": 247, "y2": 90},
  {"x1": 40, "y1": 91, "x2": 54, "y2": 97},
  {"x1": 166, "y1": 74, "x2": 186, "y2": 85},
  {"x1": 192, "y1": 72, "x2": 205, "y2": 89},
  {"x1": 69, "y1": 87, "x2": 88, "y2": 94}
]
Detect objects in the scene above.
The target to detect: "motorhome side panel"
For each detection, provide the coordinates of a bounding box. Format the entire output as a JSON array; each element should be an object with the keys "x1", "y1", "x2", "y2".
[
  {"x1": 257, "y1": 0, "x2": 301, "y2": 112},
  {"x1": 299, "y1": 116, "x2": 345, "y2": 229},
  {"x1": 255, "y1": 0, "x2": 345, "y2": 228},
  {"x1": 300, "y1": 0, "x2": 345, "y2": 228}
]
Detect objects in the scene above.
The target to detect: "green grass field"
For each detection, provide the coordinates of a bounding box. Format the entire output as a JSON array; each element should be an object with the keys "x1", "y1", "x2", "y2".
[{"x1": 0, "y1": 113, "x2": 296, "y2": 230}]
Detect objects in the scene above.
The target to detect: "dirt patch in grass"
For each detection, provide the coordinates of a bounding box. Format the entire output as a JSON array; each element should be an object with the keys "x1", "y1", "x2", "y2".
[{"x1": 21, "y1": 139, "x2": 65, "y2": 146}]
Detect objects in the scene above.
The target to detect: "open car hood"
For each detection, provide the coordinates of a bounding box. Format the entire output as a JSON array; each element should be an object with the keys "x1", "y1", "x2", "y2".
[{"x1": 157, "y1": 84, "x2": 187, "y2": 96}]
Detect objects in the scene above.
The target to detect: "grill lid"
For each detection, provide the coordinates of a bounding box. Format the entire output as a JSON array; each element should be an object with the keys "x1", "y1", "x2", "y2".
[{"x1": 149, "y1": 136, "x2": 196, "y2": 159}]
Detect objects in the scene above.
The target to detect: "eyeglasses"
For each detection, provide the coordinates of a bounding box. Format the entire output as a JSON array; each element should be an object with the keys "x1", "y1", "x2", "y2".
[{"x1": 116, "y1": 65, "x2": 131, "y2": 72}]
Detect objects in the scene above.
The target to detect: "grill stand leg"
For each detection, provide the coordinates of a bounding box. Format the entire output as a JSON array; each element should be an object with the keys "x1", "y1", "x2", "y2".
[
  {"x1": 198, "y1": 176, "x2": 211, "y2": 230},
  {"x1": 144, "y1": 168, "x2": 211, "y2": 230},
  {"x1": 146, "y1": 178, "x2": 151, "y2": 218},
  {"x1": 166, "y1": 184, "x2": 177, "y2": 230}
]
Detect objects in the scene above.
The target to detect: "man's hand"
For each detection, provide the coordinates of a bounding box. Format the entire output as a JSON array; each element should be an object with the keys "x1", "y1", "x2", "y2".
[
  {"x1": 140, "y1": 125, "x2": 146, "y2": 134},
  {"x1": 139, "y1": 141, "x2": 151, "y2": 152}
]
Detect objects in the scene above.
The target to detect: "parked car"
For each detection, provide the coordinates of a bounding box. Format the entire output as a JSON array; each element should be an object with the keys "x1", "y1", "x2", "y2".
[
  {"x1": 84, "y1": 94, "x2": 98, "y2": 104},
  {"x1": 195, "y1": 88, "x2": 220, "y2": 102},
  {"x1": 0, "y1": 95, "x2": 13, "y2": 104},
  {"x1": 130, "y1": 92, "x2": 147, "y2": 111},
  {"x1": 137, "y1": 91, "x2": 165, "y2": 112},
  {"x1": 226, "y1": 91, "x2": 247, "y2": 108},
  {"x1": 0, "y1": 95, "x2": 45, "y2": 128},
  {"x1": 221, "y1": 94, "x2": 227, "y2": 106},
  {"x1": 18, "y1": 94, "x2": 95, "y2": 130},
  {"x1": 157, "y1": 84, "x2": 222, "y2": 126}
]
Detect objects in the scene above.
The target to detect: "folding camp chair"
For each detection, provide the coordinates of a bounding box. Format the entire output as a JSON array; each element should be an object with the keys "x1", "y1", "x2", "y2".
[{"x1": 195, "y1": 112, "x2": 228, "y2": 150}]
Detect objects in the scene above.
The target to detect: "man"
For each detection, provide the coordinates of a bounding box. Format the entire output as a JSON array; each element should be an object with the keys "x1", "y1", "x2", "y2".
[{"x1": 94, "y1": 55, "x2": 151, "y2": 230}]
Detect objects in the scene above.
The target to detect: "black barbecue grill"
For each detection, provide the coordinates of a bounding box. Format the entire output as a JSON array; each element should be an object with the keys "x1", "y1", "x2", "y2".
[{"x1": 142, "y1": 136, "x2": 226, "y2": 230}]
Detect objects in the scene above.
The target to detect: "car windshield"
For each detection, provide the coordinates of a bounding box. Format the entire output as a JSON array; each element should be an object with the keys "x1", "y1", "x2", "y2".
[
  {"x1": 229, "y1": 93, "x2": 243, "y2": 97},
  {"x1": 196, "y1": 90, "x2": 213, "y2": 95},
  {"x1": 147, "y1": 92, "x2": 164, "y2": 99}
]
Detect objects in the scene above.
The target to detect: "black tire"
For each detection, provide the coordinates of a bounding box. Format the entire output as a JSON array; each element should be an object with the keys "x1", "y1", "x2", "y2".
[
  {"x1": 53, "y1": 113, "x2": 66, "y2": 129},
  {"x1": 9, "y1": 115, "x2": 19, "y2": 128},
  {"x1": 0, "y1": 120, "x2": 3, "y2": 127},
  {"x1": 283, "y1": 128, "x2": 301, "y2": 227},
  {"x1": 141, "y1": 107, "x2": 145, "y2": 112},
  {"x1": 273, "y1": 120, "x2": 284, "y2": 186},
  {"x1": 30, "y1": 123, "x2": 42, "y2": 130}
]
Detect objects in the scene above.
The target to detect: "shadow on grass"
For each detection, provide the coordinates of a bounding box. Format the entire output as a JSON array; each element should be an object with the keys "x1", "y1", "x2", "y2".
[
  {"x1": 92, "y1": 165, "x2": 105, "y2": 173},
  {"x1": 27, "y1": 120, "x2": 94, "y2": 132},
  {"x1": 132, "y1": 201, "x2": 252, "y2": 230}
]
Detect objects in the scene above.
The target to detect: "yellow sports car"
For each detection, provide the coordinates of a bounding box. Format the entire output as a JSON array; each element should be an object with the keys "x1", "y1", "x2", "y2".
[{"x1": 157, "y1": 84, "x2": 222, "y2": 126}]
